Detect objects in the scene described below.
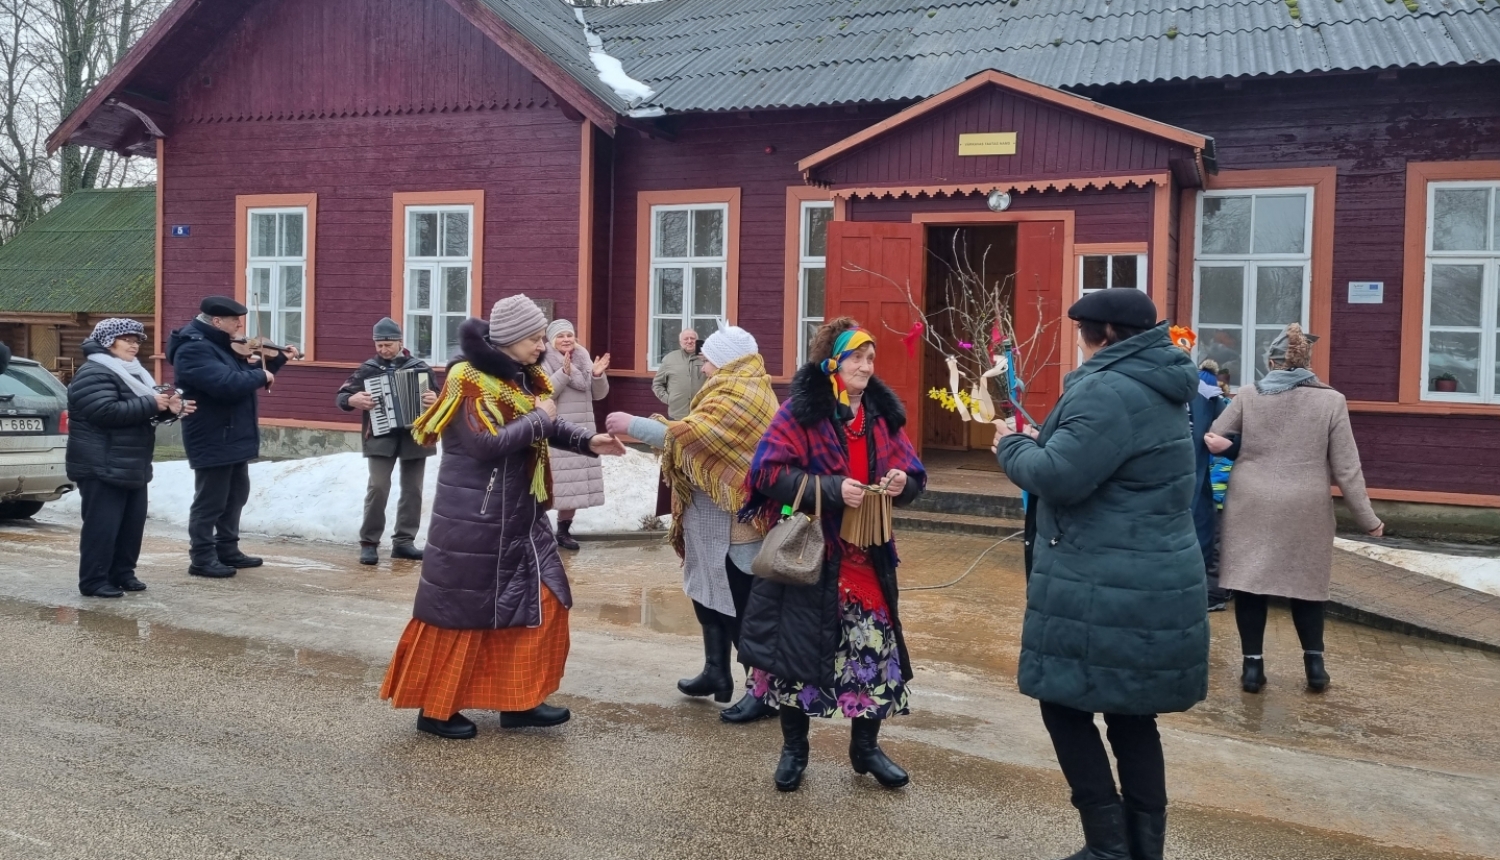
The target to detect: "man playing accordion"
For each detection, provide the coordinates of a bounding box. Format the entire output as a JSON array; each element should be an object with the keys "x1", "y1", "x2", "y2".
[{"x1": 336, "y1": 317, "x2": 438, "y2": 565}]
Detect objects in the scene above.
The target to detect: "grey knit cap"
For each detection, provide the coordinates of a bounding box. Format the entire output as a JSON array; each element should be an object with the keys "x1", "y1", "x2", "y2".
[
  {"x1": 547, "y1": 318, "x2": 575, "y2": 342},
  {"x1": 372, "y1": 317, "x2": 402, "y2": 341},
  {"x1": 489, "y1": 294, "x2": 549, "y2": 346},
  {"x1": 89, "y1": 317, "x2": 146, "y2": 346}
]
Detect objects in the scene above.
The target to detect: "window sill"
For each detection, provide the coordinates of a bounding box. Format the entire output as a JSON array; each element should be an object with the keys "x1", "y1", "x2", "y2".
[{"x1": 1346, "y1": 400, "x2": 1500, "y2": 417}]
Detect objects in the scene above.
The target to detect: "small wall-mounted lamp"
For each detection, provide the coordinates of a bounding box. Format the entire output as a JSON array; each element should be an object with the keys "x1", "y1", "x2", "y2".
[{"x1": 987, "y1": 189, "x2": 1012, "y2": 212}]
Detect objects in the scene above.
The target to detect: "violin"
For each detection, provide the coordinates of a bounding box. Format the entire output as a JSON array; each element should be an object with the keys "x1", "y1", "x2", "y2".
[{"x1": 230, "y1": 336, "x2": 302, "y2": 362}]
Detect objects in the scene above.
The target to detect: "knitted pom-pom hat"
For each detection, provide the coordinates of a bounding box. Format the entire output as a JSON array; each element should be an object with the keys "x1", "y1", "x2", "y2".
[
  {"x1": 1266, "y1": 323, "x2": 1319, "y2": 370},
  {"x1": 489, "y1": 294, "x2": 549, "y2": 346}
]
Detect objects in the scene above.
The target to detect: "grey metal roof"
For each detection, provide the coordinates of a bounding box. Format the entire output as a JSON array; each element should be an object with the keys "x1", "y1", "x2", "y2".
[
  {"x1": 478, "y1": 0, "x2": 632, "y2": 112},
  {"x1": 579, "y1": 0, "x2": 1500, "y2": 114}
]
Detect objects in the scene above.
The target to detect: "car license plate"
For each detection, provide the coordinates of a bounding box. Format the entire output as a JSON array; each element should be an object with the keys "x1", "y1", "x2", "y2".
[{"x1": 0, "y1": 418, "x2": 43, "y2": 433}]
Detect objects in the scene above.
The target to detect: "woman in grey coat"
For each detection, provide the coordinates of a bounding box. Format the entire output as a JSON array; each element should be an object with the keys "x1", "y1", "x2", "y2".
[
  {"x1": 1205, "y1": 324, "x2": 1383, "y2": 696},
  {"x1": 540, "y1": 319, "x2": 609, "y2": 550}
]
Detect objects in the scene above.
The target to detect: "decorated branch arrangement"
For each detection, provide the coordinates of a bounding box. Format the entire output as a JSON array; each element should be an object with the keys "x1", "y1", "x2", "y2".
[{"x1": 851, "y1": 230, "x2": 1058, "y2": 432}]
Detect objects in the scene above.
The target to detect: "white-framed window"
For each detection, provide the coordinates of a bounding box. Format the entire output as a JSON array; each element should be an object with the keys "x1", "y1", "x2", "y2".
[
  {"x1": 246, "y1": 208, "x2": 307, "y2": 348},
  {"x1": 1193, "y1": 187, "x2": 1314, "y2": 387},
  {"x1": 649, "y1": 203, "x2": 728, "y2": 368},
  {"x1": 403, "y1": 205, "x2": 473, "y2": 364},
  {"x1": 1079, "y1": 253, "x2": 1147, "y2": 296},
  {"x1": 1422, "y1": 181, "x2": 1500, "y2": 402},
  {"x1": 797, "y1": 201, "x2": 834, "y2": 366}
]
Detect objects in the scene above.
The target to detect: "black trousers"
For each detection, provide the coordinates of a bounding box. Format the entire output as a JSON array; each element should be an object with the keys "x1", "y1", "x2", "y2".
[
  {"x1": 1039, "y1": 700, "x2": 1167, "y2": 814},
  {"x1": 188, "y1": 462, "x2": 251, "y2": 565},
  {"x1": 690, "y1": 555, "x2": 756, "y2": 665},
  {"x1": 77, "y1": 479, "x2": 148, "y2": 595},
  {"x1": 1234, "y1": 591, "x2": 1325, "y2": 654}
]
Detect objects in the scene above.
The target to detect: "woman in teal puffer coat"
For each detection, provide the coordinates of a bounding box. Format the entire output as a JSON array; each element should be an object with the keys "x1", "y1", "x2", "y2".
[{"x1": 997, "y1": 289, "x2": 1208, "y2": 860}]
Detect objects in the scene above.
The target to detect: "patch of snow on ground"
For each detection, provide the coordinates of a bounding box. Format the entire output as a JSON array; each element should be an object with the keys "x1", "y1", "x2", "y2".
[
  {"x1": 1335, "y1": 537, "x2": 1500, "y2": 598},
  {"x1": 50, "y1": 448, "x2": 668, "y2": 544}
]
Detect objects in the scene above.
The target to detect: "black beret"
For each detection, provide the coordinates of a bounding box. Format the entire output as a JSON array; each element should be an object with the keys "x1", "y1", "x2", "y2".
[
  {"x1": 1067, "y1": 288, "x2": 1159, "y2": 330},
  {"x1": 200, "y1": 295, "x2": 248, "y2": 317}
]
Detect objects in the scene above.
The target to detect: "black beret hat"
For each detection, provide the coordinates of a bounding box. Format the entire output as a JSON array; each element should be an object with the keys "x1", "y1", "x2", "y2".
[
  {"x1": 1067, "y1": 288, "x2": 1159, "y2": 330},
  {"x1": 200, "y1": 295, "x2": 248, "y2": 317}
]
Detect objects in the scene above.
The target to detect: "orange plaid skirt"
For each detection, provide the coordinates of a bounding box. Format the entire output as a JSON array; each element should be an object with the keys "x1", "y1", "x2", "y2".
[{"x1": 380, "y1": 588, "x2": 569, "y2": 717}]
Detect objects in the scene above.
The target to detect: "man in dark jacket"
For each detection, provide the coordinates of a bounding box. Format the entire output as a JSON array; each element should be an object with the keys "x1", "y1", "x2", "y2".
[
  {"x1": 1187, "y1": 359, "x2": 1235, "y2": 612},
  {"x1": 165, "y1": 296, "x2": 293, "y2": 578},
  {"x1": 335, "y1": 317, "x2": 437, "y2": 565}
]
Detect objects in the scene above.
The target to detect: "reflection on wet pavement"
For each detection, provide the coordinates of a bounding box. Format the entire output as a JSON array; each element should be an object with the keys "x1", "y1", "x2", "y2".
[{"x1": 566, "y1": 531, "x2": 1500, "y2": 779}]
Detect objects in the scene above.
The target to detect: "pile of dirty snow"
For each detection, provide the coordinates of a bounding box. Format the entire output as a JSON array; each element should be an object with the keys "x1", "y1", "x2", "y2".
[
  {"x1": 50, "y1": 447, "x2": 667, "y2": 544},
  {"x1": 1336, "y1": 538, "x2": 1500, "y2": 598}
]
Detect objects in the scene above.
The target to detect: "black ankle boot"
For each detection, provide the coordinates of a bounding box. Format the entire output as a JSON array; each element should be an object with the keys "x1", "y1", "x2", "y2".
[
  {"x1": 849, "y1": 717, "x2": 909, "y2": 788},
  {"x1": 1123, "y1": 806, "x2": 1166, "y2": 860},
  {"x1": 678, "y1": 621, "x2": 733, "y2": 702},
  {"x1": 556, "y1": 520, "x2": 580, "y2": 551},
  {"x1": 1058, "y1": 802, "x2": 1131, "y2": 860},
  {"x1": 774, "y1": 707, "x2": 810, "y2": 792},
  {"x1": 1241, "y1": 657, "x2": 1266, "y2": 694},
  {"x1": 1304, "y1": 652, "x2": 1330, "y2": 692},
  {"x1": 720, "y1": 691, "x2": 777, "y2": 724}
]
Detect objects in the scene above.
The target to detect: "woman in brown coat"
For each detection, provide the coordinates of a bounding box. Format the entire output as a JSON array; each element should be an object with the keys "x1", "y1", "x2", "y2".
[{"x1": 1205, "y1": 324, "x2": 1383, "y2": 695}]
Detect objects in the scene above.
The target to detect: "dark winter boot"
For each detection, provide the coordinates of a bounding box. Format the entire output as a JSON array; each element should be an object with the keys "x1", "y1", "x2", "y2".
[
  {"x1": 721, "y1": 691, "x2": 778, "y2": 724},
  {"x1": 416, "y1": 710, "x2": 476, "y2": 740},
  {"x1": 677, "y1": 621, "x2": 733, "y2": 702},
  {"x1": 1241, "y1": 656, "x2": 1266, "y2": 694},
  {"x1": 1057, "y1": 802, "x2": 1131, "y2": 860},
  {"x1": 1124, "y1": 806, "x2": 1166, "y2": 860},
  {"x1": 500, "y1": 703, "x2": 572, "y2": 728},
  {"x1": 556, "y1": 520, "x2": 580, "y2": 551},
  {"x1": 849, "y1": 717, "x2": 909, "y2": 788},
  {"x1": 1304, "y1": 652, "x2": 1330, "y2": 692},
  {"x1": 391, "y1": 542, "x2": 424, "y2": 560},
  {"x1": 359, "y1": 544, "x2": 378, "y2": 565},
  {"x1": 774, "y1": 707, "x2": 810, "y2": 792}
]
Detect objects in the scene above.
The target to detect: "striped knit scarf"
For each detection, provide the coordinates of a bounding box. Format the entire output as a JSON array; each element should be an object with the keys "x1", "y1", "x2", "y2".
[
  {"x1": 411, "y1": 361, "x2": 556, "y2": 503},
  {"x1": 657, "y1": 353, "x2": 778, "y2": 557}
]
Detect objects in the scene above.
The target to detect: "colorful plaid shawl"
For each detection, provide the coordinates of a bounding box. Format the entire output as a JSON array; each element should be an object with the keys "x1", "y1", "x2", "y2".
[
  {"x1": 658, "y1": 352, "x2": 778, "y2": 557},
  {"x1": 742, "y1": 393, "x2": 924, "y2": 551},
  {"x1": 411, "y1": 360, "x2": 556, "y2": 503}
]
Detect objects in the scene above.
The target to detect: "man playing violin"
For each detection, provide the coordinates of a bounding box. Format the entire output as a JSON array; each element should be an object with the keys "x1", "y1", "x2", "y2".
[{"x1": 166, "y1": 295, "x2": 300, "y2": 579}]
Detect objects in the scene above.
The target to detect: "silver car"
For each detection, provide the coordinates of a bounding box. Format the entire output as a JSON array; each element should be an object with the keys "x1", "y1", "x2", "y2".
[{"x1": 0, "y1": 356, "x2": 72, "y2": 518}]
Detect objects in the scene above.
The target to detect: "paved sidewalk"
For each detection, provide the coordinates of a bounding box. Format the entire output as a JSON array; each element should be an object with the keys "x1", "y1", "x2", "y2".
[{"x1": 1331, "y1": 549, "x2": 1500, "y2": 652}]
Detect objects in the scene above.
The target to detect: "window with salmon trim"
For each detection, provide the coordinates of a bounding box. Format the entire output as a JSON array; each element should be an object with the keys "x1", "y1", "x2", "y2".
[{"x1": 1421, "y1": 181, "x2": 1500, "y2": 402}]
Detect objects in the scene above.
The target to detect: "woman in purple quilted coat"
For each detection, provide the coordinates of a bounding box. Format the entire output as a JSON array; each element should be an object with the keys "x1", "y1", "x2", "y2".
[{"x1": 380, "y1": 295, "x2": 626, "y2": 740}]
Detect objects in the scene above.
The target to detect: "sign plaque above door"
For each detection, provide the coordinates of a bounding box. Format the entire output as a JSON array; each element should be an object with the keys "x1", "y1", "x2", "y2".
[{"x1": 958, "y1": 132, "x2": 1017, "y2": 156}]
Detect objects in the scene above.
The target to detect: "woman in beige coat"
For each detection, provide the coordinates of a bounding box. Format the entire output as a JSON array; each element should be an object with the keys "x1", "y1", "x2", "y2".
[
  {"x1": 541, "y1": 319, "x2": 609, "y2": 550},
  {"x1": 1206, "y1": 324, "x2": 1383, "y2": 695}
]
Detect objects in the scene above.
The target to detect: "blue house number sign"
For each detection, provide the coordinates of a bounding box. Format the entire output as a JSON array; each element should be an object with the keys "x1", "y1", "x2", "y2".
[{"x1": 171, "y1": 225, "x2": 190, "y2": 238}]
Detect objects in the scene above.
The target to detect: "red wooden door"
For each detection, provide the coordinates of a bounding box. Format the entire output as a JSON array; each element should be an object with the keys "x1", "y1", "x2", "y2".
[
  {"x1": 825, "y1": 221, "x2": 926, "y2": 445},
  {"x1": 1012, "y1": 221, "x2": 1066, "y2": 423}
]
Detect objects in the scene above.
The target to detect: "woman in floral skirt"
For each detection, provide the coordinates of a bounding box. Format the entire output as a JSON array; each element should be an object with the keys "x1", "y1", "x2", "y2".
[{"x1": 739, "y1": 318, "x2": 926, "y2": 792}]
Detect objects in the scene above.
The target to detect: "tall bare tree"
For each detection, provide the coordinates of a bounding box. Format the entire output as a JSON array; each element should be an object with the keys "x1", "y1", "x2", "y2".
[{"x1": 0, "y1": 0, "x2": 165, "y2": 242}]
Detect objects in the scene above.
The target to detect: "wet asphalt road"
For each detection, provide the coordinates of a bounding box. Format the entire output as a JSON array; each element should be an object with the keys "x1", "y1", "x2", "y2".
[{"x1": 0, "y1": 514, "x2": 1497, "y2": 859}]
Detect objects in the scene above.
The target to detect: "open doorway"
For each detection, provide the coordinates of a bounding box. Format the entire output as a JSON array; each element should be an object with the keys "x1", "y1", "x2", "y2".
[{"x1": 921, "y1": 224, "x2": 1017, "y2": 451}]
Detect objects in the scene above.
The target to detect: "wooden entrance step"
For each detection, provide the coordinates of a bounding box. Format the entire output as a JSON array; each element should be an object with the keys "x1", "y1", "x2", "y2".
[{"x1": 894, "y1": 508, "x2": 1025, "y2": 539}]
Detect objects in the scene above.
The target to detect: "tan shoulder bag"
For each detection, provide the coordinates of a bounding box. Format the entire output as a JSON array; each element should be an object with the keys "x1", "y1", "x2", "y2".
[{"x1": 750, "y1": 475, "x2": 825, "y2": 587}]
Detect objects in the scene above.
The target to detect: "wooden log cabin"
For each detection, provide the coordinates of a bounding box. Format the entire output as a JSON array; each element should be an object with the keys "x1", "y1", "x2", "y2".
[{"x1": 49, "y1": 0, "x2": 1500, "y2": 510}]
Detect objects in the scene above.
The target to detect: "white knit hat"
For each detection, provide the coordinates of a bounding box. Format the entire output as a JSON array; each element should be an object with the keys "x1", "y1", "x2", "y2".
[{"x1": 700, "y1": 324, "x2": 758, "y2": 368}]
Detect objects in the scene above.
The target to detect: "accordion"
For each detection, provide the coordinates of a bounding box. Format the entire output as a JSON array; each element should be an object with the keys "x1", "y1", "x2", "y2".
[{"x1": 366, "y1": 369, "x2": 431, "y2": 437}]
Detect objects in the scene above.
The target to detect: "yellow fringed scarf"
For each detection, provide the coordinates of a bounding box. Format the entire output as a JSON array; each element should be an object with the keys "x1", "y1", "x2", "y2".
[
  {"x1": 411, "y1": 361, "x2": 556, "y2": 504},
  {"x1": 657, "y1": 353, "x2": 779, "y2": 557}
]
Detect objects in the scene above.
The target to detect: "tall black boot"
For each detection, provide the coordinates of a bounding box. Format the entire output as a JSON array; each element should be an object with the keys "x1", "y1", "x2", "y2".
[
  {"x1": 1057, "y1": 802, "x2": 1131, "y2": 860},
  {"x1": 555, "y1": 519, "x2": 580, "y2": 551},
  {"x1": 1123, "y1": 807, "x2": 1166, "y2": 860},
  {"x1": 774, "y1": 707, "x2": 810, "y2": 792},
  {"x1": 677, "y1": 621, "x2": 733, "y2": 702},
  {"x1": 849, "y1": 717, "x2": 909, "y2": 788}
]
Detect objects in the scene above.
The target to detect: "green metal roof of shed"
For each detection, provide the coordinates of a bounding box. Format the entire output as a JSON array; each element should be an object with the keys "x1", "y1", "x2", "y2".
[{"x1": 0, "y1": 187, "x2": 155, "y2": 314}]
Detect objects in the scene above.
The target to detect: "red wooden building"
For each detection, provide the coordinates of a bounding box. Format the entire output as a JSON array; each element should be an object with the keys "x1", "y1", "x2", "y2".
[{"x1": 50, "y1": 0, "x2": 1500, "y2": 510}]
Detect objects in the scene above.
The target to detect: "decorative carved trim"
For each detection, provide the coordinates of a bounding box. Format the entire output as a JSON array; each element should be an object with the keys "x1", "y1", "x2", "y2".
[{"x1": 832, "y1": 173, "x2": 1165, "y2": 201}]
